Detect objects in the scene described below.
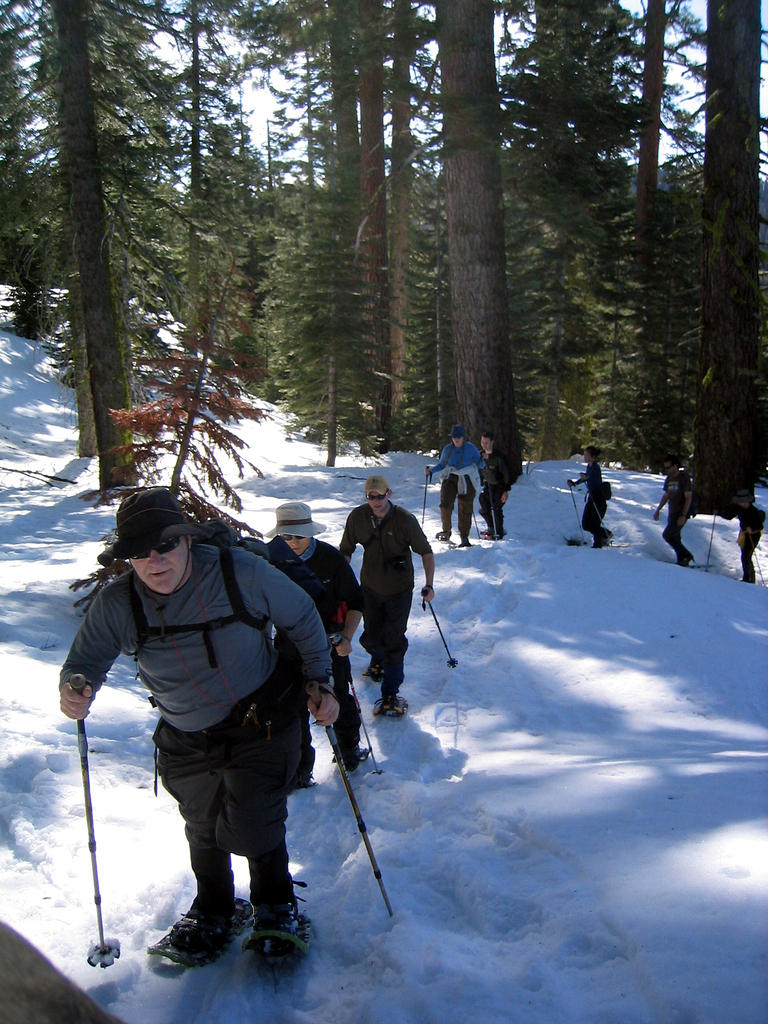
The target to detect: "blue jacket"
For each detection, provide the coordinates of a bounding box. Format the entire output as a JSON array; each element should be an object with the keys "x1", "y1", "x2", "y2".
[{"x1": 430, "y1": 441, "x2": 484, "y2": 475}]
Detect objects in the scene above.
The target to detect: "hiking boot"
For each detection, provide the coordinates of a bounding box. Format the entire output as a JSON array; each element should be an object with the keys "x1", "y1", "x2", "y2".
[
  {"x1": 339, "y1": 745, "x2": 370, "y2": 772},
  {"x1": 458, "y1": 536, "x2": 471, "y2": 548},
  {"x1": 678, "y1": 555, "x2": 693, "y2": 567},
  {"x1": 168, "y1": 903, "x2": 240, "y2": 957},
  {"x1": 373, "y1": 694, "x2": 408, "y2": 717},
  {"x1": 293, "y1": 768, "x2": 315, "y2": 789},
  {"x1": 362, "y1": 661, "x2": 384, "y2": 682},
  {"x1": 249, "y1": 902, "x2": 300, "y2": 959},
  {"x1": 435, "y1": 531, "x2": 451, "y2": 542}
]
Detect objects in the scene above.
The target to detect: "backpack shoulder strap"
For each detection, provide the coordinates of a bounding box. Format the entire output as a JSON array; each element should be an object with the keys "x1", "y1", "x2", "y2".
[
  {"x1": 218, "y1": 546, "x2": 269, "y2": 631},
  {"x1": 127, "y1": 550, "x2": 268, "y2": 667},
  {"x1": 128, "y1": 570, "x2": 149, "y2": 651}
]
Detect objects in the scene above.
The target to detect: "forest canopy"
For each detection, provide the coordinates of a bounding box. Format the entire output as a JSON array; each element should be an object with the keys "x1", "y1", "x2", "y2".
[{"x1": 0, "y1": 0, "x2": 764, "y2": 503}]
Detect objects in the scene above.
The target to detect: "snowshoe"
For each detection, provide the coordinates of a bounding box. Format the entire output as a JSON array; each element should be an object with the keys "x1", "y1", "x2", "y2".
[
  {"x1": 243, "y1": 902, "x2": 310, "y2": 960},
  {"x1": 362, "y1": 661, "x2": 384, "y2": 682},
  {"x1": 373, "y1": 694, "x2": 408, "y2": 717},
  {"x1": 148, "y1": 898, "x2": 253, "y2": 967},
  {"x1": 458, "y1": 537, "x2": 471, "y2": 548}
]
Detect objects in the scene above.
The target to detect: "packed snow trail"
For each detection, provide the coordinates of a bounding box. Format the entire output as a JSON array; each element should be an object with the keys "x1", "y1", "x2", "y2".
[{"x1": 0, "y1": 331, "x2": 766, "y2": 1024}]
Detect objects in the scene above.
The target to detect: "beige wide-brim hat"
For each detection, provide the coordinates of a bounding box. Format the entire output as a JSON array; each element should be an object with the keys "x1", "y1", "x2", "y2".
[{"x1": 265, "y1": 501, "x2": 325, "y2": 539}]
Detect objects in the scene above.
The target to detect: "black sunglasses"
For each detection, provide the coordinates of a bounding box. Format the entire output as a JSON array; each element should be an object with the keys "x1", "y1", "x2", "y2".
[
  {"x1": 280, "y1": 534, "x2": 304, "y2": 541},
  {"x1": 366, "y1": 492, "x2": 388, "y2": 501},
  {"x1": 129, "y1": 535, "x2": 183, "y2": 561}
]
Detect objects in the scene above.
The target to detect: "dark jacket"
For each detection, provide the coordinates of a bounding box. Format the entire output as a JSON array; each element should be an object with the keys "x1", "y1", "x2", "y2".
[
  {"x1": 482, "y1": 449, "x2": 511, "y2": 492},
  {"x1": 305, "y1": 539, "x2": 365, "y2": 630},
  {"x1": 720, "y1": 503, "x2": 765, "y2": 534}
]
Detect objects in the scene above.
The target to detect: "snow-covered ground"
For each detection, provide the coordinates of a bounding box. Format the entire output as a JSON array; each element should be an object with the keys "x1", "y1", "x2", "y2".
[{"x1": 1, "y1": 328, "x2": 766, "y2": 1024}]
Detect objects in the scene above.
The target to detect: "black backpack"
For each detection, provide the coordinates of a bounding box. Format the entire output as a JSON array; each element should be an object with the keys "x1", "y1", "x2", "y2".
[{"x1": 601, "y1": 481, "x2": 612, "y2": 501}]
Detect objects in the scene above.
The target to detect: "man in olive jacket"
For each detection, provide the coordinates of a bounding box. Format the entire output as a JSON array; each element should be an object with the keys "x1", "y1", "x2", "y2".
[{"x1": 339, "y1": 475, "x2": 435, "y2": 717}]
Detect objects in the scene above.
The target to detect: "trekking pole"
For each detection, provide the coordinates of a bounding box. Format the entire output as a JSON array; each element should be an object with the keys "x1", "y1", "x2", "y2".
[
  {"x1": 485, "y1": 481, "x2": 497, "y2": 540},
  {"x1": 753, "y1": 546, "x2": 765, "y2": 586},
  {"x1": 69, "y1": 675, "x2": 121, "y2": 969},
  {"x1": 422, "y1": 599, "x2": 458, "y2": 668},
  {"x1": 421, "y1": 473, "x2": 429, "y2": 525},
  {"x1": 325, "y1": 726, "x2": 393, "y2": 917},
  {"x1": 348, "y1": 678, "x2": 382, "y2": 774},
  {"x1": 568, "y1": 484, "x2": 587, "y2": 544},
  {"x1": 705, "y1": 514, "x2": 716, "y2": 571},
  {"x1": 472, "y1": 510, "x2": 482, "y2": 540},
  {"x1": 329, "y1": 636, "x2": 382, "y2": 774}
]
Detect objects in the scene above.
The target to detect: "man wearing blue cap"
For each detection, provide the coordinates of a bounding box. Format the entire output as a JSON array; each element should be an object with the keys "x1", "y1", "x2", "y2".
[{"x1": 425, "y1": 425, "x2": 484, "y2": 546}]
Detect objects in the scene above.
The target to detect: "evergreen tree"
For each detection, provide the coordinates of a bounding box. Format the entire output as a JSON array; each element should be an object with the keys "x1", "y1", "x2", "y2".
[
  {"x1": 498, "y1": 0, "x2": 640, "y2": 462},
  {"x1": 396, "y1": 158, "x2": 454, "y2": 452},
  {"x1": 359, "y1": 0, "x2": 391, "y2": 448},
  {"x1": 262, "y1": 182, "x2": 377, "y2": 460}
]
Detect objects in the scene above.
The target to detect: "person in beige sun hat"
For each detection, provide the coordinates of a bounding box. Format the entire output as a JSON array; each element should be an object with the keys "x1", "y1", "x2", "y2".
[{"x1": 268, "y1": 501, "x2": 368, "y2": 783}]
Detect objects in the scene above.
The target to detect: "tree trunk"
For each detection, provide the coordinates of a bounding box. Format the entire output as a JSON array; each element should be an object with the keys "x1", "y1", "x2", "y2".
[
  {"x1": 188, "y1": 0, "x2": 202, "y2": 328},
  {"x1": 359, "y1": 0, "x2": 391, "y2": 449},
  {"x1": 326, "y1": 351, "x2": 338, "y2": 467},
  {"x1": 68, "y1": 276, "x2": 97, "y2": 457},
  {"x1": 694, "y1": 0, "x2": 761, "y2": 509},
  {"x1": 435, "y1": 181, "x2": 449, "y2": 441},
  {"x1": 635, "y1": 0, "x2": 666, "y2": 254},
  {"x1": 389, "y1": 0, "x2": 415, "y2": 421},
  {"x1": 328, "y1": 0, "x2": 361, "y2": 458},
  {"x1": 52, "y1": 0, "x2": 133, "y2": 489},
  {"x1": 436, "y1": 0, "x2": 521, "y2": 479}
]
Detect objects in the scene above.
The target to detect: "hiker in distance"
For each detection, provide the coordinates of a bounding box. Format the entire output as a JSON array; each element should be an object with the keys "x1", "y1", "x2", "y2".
[
  {"x1": 717, "y1": 489, "x2": 765, "y2": 583},
  {"x1": 266, "y1": 501, "x2": 368, "y2": 783},
  {"x1": 567, "y1": 445, "x2": 612, "y2": 548},
  {"x1": 59, "y1": 488, "x2": 339, "y2": 963},
  {"x1": 653, "y1": 454, "x2": 695, "y2": 566},
  {"x1": 339, "y1": 475, "x2": 435, "y2": 717},
  {"x1": 478, "y1": 430, "x2": 511, "y2": 540},
  {"x1": 425, "y1": 424, "x2": 484, "y2": 547}
]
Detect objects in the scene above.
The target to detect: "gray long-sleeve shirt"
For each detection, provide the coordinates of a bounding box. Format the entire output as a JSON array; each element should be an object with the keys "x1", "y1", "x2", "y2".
[{"x1": 60, "y1": 544, "x2": 331, "y2": 731}]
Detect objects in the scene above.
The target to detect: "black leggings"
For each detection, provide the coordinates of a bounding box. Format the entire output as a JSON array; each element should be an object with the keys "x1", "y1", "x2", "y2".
[{"x1": 583, "y1": 494, "x2": 609, "y2": 547}]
